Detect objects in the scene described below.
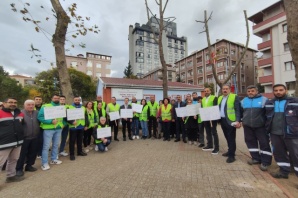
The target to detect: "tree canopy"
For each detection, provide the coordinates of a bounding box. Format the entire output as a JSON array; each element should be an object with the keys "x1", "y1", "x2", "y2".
[{"x1": 124, "y1": 61, "x2": 138, "y2": 79}]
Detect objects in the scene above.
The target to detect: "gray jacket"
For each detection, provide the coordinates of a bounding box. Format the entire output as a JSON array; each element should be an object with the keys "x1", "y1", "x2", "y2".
[{"x1": 22, "y1": 110, "x2": 40, "y2": 139}]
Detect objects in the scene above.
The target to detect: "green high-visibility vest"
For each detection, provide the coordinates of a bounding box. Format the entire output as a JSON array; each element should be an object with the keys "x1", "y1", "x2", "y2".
[
  {"x1": 68, "y1": 106, "x2": 86, "y2": 128},
  {"x1": 95, "y1": 125, "x2": 109, "y2": 144},
  {"x1": 139, "y1": 105, "x2": 149, "y2": 121},
  {"x1": 197, "y1": 114, "x2": 202, "y2": 123},
  {"x1": 131, "y1": 102, "x2": 140, "y2": 117},
  {"x1": 93, "y1": 101, "x2": 106, "y2": 112},
  {"x1": 107, "y1": 103, "x2": 120, "y2": 112},
  {"x1": 202, "y1": 95, "x2": 216, "y2": 107},
  {"x1": 40, "y1": 103, "x2": 64, "y2": 130},
  {"x1": 147, "y1": 101, "x2": 159, "y2": 116},
  {"x1": 86, "y1": 109, "x2": 97, "y2": 128},
  {"x1": 95, "y1": 108, "x2": 106, "y2": 123},
  {"x1": 161, "y1": 104, "x2": 172, "y2": 121},
  {"x1": 218, "y1": 94, "x2": 236, "y2": 122}
]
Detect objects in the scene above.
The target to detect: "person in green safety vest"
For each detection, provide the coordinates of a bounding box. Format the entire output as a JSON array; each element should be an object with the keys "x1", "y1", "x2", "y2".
[
  {"x1": 93, "y1": 117, "x2": 111, "y2": 152},
  {"x1": 201, "y1": 87, "x2": 220, "y2": 155},
  {"x1": 95, "y1": 102, "x2": 107, "y2": 121},
  {"x1": 218, "y1": 84, "x2": 241, "y2": 163},
  {"x1": 139, "y1": 99, "x2": 150, "y2": 139},
  {"x1": 68, "y1": 96, "x2": 88, "y2": 161},
  {"x1": 147, "y1": 95, "x2": 159, "y2": 139},
  {"x1": 93, "y1": 95, "x2": 106, "y2": 112},
  {"x1": 131, "y1": 97, "x2": 140, "y2": 139},
  {"x1": 34, "y1": 95, "x2": 43, "y2": 159},
  {"x1": 83, "y1": 101, "x2": 98, "y2": 153},
  {"x1": 157, "y1": 98, "x2": 173, "y2": 141},
  {"x1": 106, "y1": 97, "x2": 120, "y2": 141}
]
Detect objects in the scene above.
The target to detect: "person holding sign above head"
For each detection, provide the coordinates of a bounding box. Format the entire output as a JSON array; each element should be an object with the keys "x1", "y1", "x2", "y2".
[
  {"x1": 157, "y1": 98, "x2": 173, "y2": 141},
  {"x1": 147, "y1": 96, "x2": 159, "y2": 139},
  {"x1": 106, "y1": 97, "x2": 120, "y2": 141},
  {"x1": 131, "y1": 97, "x2": 140, "y2": 139},
  {"x1": 120, "y1": 98, "x2": 133, "y2": 141},
  {"x1": 37, "y1": 93, "x2": 64, "y2": 170},
  {"x1": 173, "y1": 95, "x2": 186, "y2": 143},
  {"x1": 139, "y1": 99, "x2": 150, "y2": 140},
  {"x1": 93, "y1": 117, "x2": 111, "y2": 152},
  {"x1": 218, "y1": 84, "x2": 241, "y2": 163},
  {"x1": 67, "y1": 96, "x2": 87, "y2": 161},
  {"x1": 201, "y1": 87, "x2": 219, "y2": 155},
  {"x1": 184, "y1": 99, "x2": 198, "y2": 145},
  {"x1": 84, "y1": 101, "x2": 98, "y2": 152}
]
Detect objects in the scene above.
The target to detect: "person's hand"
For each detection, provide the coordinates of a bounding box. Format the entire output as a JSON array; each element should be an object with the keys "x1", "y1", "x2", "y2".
[
  {"x1": 194, "y1": 115, "x2": 197, "y2": 119},
  {"x1": 73, "y1": 121, "x2": 77, "y2": 126},
  {"x1": 52, "y1": 119, "x2": 58, "y2": 125},
  {"x1": 84, "y1": 127, "x2": 88, "y2": 131},
  {"x1": 235, "y1": 121, "x2": 241, "y2": 128}
]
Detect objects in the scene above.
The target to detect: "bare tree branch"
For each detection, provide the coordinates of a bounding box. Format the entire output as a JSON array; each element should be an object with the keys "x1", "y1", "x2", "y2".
[{"x1": 162, "y1": 0, "x2": 169, "y2": 13}]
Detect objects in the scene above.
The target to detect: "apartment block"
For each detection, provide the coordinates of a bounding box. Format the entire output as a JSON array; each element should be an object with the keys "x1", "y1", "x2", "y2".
[
  {"x1": 249, "y1": 0, "x2": 294, "y2": 98},
  {"x1": 128, "y1": 17, "x2": 188, "y2": 77},
  {"x1": 65, "y1": 52, "x2": 111, "y2": 79},
  {"x1": 142, "y1": 65, "x2": 176, "y2": 82},
  {"x1": 9, "y1": 74, "x2": 35, "y2": 87},
  {"x1": 175, "y1": 39, "x2": 257, "y2": 97}
]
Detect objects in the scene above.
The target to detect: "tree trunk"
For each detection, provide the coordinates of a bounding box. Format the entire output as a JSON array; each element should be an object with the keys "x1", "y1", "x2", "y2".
[
  {"x1": 51, "y1": 0, "x2": 74, "y2": 104},
  {"x1": 159, "y1": 0, "x2": 168, "y2": 98},
  {"x1": 284, "y1": 0, "x2": 298, "y2": 96}
]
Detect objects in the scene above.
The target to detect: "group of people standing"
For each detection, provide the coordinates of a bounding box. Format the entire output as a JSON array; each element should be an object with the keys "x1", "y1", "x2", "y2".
[{"x1": 0, "y1": 83, "x2": 297, "y2": 186}]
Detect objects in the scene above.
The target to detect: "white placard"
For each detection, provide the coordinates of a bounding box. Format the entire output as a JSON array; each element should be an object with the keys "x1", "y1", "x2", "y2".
[
  {"x1": 199, "y1": 106, "x2": 221, "y2": 121},
  {"x1": 97, "y1": 127, "x2": 112, "y2": 138},
  {"x1": 66, "y1": 108, "x2": 85, "y2": 121},
  {"x1": 132, "y1": 103, "x2": 143, "y2": 113},
  {"x1": 175, "y1": 107, "x2": 187, "y2": 117},
  {"x1": 195, "y1": 103, "x2": 201, "y2": 114},
  {"x1": 186, "y1": 105, "x2": 198, "y2": 116},
  {"x1": 111, "y1": 88, "x2": 143, "y2": 100},
  {"x1": 44, "y1": 106, "x2": 66, "y2": 120},
  {"x1": 109, "y1": 111, "x2": 120, "y2": 121},
  {"x1": 120, "y1": 109, "x2": 133, "y2": 118}
]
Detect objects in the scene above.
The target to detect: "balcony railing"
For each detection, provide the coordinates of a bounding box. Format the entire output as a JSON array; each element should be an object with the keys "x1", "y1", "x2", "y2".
[
  {"x1": 259, "y1": 75, "x2": 273, "y2": 84},
  {"x1": 258, "y1": 40, "x2": 272, "y2": 51},
  {"x1": 258, "y1": 57, "x2": 272, "y2": 67}
]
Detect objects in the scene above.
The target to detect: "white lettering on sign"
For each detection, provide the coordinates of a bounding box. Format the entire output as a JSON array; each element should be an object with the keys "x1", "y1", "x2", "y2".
[{"x1": 111, "y1": 88, "x2": 143, "y2": 100}]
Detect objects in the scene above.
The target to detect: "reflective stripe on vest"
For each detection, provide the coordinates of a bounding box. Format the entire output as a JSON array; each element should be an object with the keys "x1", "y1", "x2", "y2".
[
  {"x1": 147, "y1": 102, "x2": 159, "y2": 116},
  {"x1": 218, "y1": 94, "x2": 236, "y2": 122},
  {"x1": 161, "y1": 104, "x2": 172, "y2": 121},
  {"x1": 139, "y1": 105, "x2": 149, "y2": 121}
]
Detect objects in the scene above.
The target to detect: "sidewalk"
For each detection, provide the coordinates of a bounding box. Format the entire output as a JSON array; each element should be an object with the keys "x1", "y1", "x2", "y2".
[{"x1": 0, "y1": 127, "x2": 297, "y2": 197}]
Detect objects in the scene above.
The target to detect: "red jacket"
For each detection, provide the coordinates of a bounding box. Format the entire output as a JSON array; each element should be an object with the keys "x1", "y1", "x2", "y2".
[{"x1": 0, "y1": 108, "x2": 24, "y2": 150}]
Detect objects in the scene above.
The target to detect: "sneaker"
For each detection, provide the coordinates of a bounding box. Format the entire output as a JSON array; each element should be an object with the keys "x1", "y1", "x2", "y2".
[
  {"x1": 50, "y1": 159, "x2": 62, "y2": 165},
  {"x1": 211, "y1": 149, "x2": 219, "y2": 155},
  {"x1": 6, "y1": 175, "x2": 24, "y2": 183},
  {"x1": 136, "y1": 136, "x2": 140, "y2": 139},
  {"x1": 260, "y1": 164, "x2": 268, "y2": 171},
  {"x1": 105, "y1": 147, "x2": 108, "y2": 152},
  {"x1": 59, "y1": 151, "x2": 69, "y2": 157},
  {"x1": 198, "y1": 143, "x2": 205, "y2": 148},
  {"x1": 132, "y1": 136, "x2": 136, "y2": 140},
  {"x1": 247, "y1": 159, "x2": 261, "y2": 165},
  {"x1": 193, "y1": 141, "x2": 197, "y2": 146},
  {"x1": 88, "y1": 146, "x2": 93, "y2": 151},
  {"x1": 188, "y1": 141, "x2": 192, "y2": 145},
  {"x1": 41, "y1": 163, "x2": 50, "y2": 171},
  {"x1": 202, "y1": 146, "x2": 213, "y2": 151},
  {"x1": 84, "y1": 148, "x2": 90, "y2": 153},
  {"x1": 95, "y1": 145, "x2": 99, "y2": 151},
  {"x1": 270, "y1": 171, "x2": 288, "y2": 179},
  {"x1": 37, "y1": 155, "x2": 42, "y2": 159}
]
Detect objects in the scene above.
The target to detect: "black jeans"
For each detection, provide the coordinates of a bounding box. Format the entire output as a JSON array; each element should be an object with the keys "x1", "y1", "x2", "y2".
[
  {"x1": 175, "y1": 118, "x2": 186, "y2": 140},
  {"x1": 204, "y1": 120, "x2": 219, "y2": 149},
  {"x1": 197, "y1": 123, "x2": 204, "y2": 144},
  {"x1": 162, "y1": 122, "x2": 171, "y2": 140},
  {"x1": 187, "y1": 128, "x2": 197, "y2": 142},
  {"x1": 220, "y1": 118, "x2": 236, "y2": 157},
  {"x1": 37, "y1": 128, "x2": 43, "y2": 156},
  {"x1": 69, "y1": 128, "x2": 83, "y2": 156},
  {"x1": 121, "y1": 119, "x2": 132, "y2": 138},
  {"x1": 148, "y1": 116, "x2": 157, "y2": 137},
  {"x1": 83, "y1": 127, "x2": 93, "y2": 147},
  {"x1": 16, "y1": 138, "x2": 38, "y2": 171},
  {"x1": 109, "y1": 119, "x2": 119, "y2": 139}
]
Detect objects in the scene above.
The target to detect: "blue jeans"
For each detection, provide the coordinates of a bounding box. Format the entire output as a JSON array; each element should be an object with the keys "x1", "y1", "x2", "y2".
[
  {"x1": 96, "y1": 139, "x2": 111, "y2": 152},
  {"x1": 42, "y1": 129, "x2": 62, "y2": 165},
  {"x1": 131, "y1": 117, "x2": 139, "y2": 136},
  {"x1": 140, "y1": 121, "x2": 148, "y2": 137},
  {"x1": 59, "y1": 125, "x2": 69, "y2": 153}
]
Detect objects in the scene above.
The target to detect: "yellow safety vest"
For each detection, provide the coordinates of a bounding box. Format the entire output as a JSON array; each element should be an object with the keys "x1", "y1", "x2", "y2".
[
  {"x1": 218, "y1": 94, "x2": 236, "y2": 122},
  {"x1": 161, "y1": 104, "x2": 172, "y2": 121}
]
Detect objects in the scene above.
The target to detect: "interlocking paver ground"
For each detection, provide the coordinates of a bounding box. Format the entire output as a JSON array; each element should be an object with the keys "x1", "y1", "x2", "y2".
[{"x1": 0, "y1": 127, "x2": 297, "y2": 197}]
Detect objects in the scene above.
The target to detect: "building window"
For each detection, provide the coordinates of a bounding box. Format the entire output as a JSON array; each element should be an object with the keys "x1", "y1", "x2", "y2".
[
  {"x1": 87, "y1": 60, "x2": 92, "y2": 67},
  {"x1": 197, "y1": 67, "x2": 203, "y2": 74},
  {"x1": 285, "y1": 61, "x2": 295, "y2": 71},
  {"x1": 198, "y1": 78, "x2": 203, "y2": 85},
  {"x1": 217, "y1": 61, "x2": 224, "y2": 68},
  {"x1": 231, "y1": 50, "x2": 235, "y2": 55},
  {"x1": 136, "y1": 52, "x2": 144, "y2": 57},
  {"x1": 86, "y1": 71, "x2": 92, "y2": 76},
  {"x1": 218, "y1": 73, "x2": 224, "y2": 80},
  {"x1": 71, "y1": 62, "x2": 77, "y2": 68},
  {"x1": 206, "y1": 65, "x2": 212, "y2": 71},
  {"x1": 283, "y1": 24, "x2": 287, "y2": 32},
  {"x1": 96, "y1": 63, "x2": 101, "y2": 68},
  {"x1": 168, "y1": 38, "x2": 172, "y2": 43},
  {"x1": 284, "y1": 43, "x2": 290, "y2": 52},
  {"x1": 136, "y1": 30, "x2": 144, "y2": 35},
  {"x1": 136, "y1": 40, "x2": 144, "y2": 46},
  {"x1": 96, "y1": 73, "x2": 101, "y2": 77},
  {"x1": 136, "y1": 58, "x2": 144, "y2": 63}
]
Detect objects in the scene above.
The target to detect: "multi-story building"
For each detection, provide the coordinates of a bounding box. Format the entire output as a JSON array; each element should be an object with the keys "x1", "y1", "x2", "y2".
[
  {"x1": 142, "y1": 65, "x2": 176, "y2": 82},
  {"x1": 248, "y1": 0, "x2": 294, "y2": 98},
  {"x1": 128, "y1": 17, "x2": 188, "y2": 77},
  {"x1": 175, "y1": 39, "x2": 258, "y2": 97},
  {"x1": 9, "y1": 74, "x2": 35, "y2": 87},
  {"x1": 65, "y1": 52, "x2": 111, "y2": 79}
]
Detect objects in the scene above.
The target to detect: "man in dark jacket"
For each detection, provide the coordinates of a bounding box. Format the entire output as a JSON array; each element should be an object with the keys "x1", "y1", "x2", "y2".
[
  {"x1": 0, "y1": 97, "x2": 25, "y2": 183},
  {"x1": 120, "y1": 98, "x2": 133, "y2": 141},
  {"x1": 265, "y1": 84, "x2": 298, "y2": 180},
  {"x1": 241, "y1": 85, "x2": 272, "y2": 171},
  {"x1": 16, "y1": 100, "x2": 40, "y2": 176},
  {"x1": 173, "y1": 95, "x2": 187, "y2": 143}
]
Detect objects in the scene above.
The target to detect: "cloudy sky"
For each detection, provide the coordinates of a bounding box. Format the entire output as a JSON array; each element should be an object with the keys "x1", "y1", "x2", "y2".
[{"x1": 0, "y1": 0, "x2": 278, "y2": 77}]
